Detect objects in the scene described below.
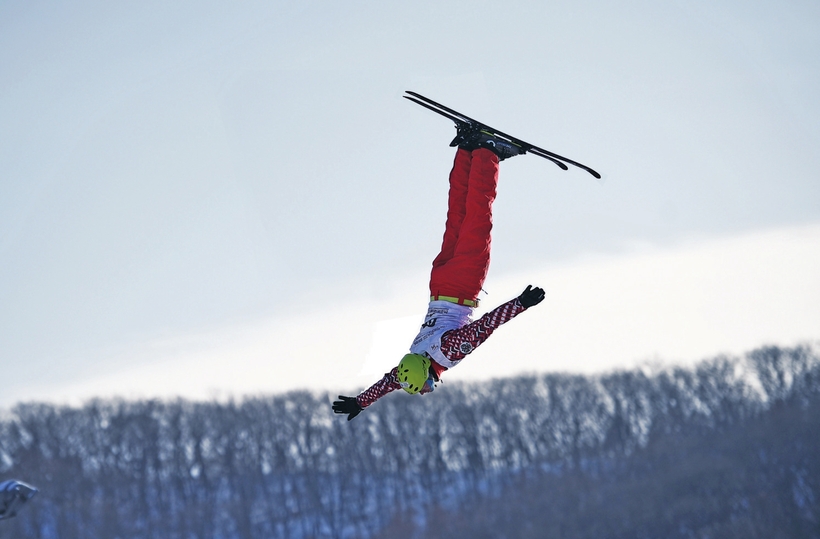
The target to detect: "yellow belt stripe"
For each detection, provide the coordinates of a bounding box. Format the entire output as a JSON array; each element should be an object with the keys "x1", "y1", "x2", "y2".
[{"x1": 430, "y1": 295, "x2": 479, "y2": 308}]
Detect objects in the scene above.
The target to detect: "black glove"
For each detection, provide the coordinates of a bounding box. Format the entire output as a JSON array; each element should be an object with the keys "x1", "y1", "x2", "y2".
[
  {"x1": 518, "y1": 285, "x2": 545, "y2": 308},
  {"x1": 332, "y1": 395, "x2": 363, "y2": 421}
]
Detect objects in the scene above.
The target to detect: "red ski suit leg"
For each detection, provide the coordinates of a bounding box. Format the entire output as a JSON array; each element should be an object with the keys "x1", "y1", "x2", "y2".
[{"x1": 429, "y1": 148, "x2": 499, "y2": 303}]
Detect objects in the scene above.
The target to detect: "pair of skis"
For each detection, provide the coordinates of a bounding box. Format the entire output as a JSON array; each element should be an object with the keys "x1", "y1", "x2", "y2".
[{"x1": 404, "y1": 91, "x2": 601, "y2": 180}]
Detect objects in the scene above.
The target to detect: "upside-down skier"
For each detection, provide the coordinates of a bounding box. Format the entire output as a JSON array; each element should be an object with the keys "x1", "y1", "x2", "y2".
[{"x1": 332, "y1": 122, "x2": 546, "y2": 421}]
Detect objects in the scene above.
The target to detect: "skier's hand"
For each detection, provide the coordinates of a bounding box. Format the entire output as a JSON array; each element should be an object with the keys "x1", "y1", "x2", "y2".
[
  {"x1": 518, "y1": 285, "x2": 545, "y2": 308},
  {"x1": 332, "y1": 395, "x2": 363, "y2": 421}
]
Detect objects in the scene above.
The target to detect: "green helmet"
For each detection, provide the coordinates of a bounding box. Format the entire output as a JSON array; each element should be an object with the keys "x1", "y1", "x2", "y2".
[{"x1": 397, "y1": 353, "x2": 431, "y2": 394}]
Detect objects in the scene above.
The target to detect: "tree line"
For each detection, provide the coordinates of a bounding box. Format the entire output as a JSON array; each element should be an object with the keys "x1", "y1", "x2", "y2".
[{"x1": 0, "y1": 344, "x2": 818, "y2": 538}]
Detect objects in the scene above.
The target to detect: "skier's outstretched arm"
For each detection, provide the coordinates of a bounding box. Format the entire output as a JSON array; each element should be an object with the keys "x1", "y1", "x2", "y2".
[
  {"x1": 439, "y1": 285, "x2": 545, "y2": 360},
  {"x1": 332, "y1": 367, "x2": 402, "y2": 421}
]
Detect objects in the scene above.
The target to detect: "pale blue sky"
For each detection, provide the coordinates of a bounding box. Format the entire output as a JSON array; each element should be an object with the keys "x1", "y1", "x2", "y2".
[{"x1": 2, "y1": 0, "x2": 819, "y2": 406}]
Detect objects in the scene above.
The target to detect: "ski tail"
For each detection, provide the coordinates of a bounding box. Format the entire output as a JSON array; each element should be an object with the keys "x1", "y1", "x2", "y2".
[
  {"x1": 403, "y1": 95, "x2": 467, "y2": 126},
  {"x1": 405, "y1": 91, "x2": 477, "y2": 125}
]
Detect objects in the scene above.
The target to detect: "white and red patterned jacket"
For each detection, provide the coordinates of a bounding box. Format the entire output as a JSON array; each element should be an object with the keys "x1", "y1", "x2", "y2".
[{"x1": 356, "y1": 297, "x2": 528, "y2": 408}]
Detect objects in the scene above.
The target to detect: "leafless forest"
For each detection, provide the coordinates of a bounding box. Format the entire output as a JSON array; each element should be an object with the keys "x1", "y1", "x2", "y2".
[{"x1": 1, "y1": 344, "x2": 818, "y2": 538}]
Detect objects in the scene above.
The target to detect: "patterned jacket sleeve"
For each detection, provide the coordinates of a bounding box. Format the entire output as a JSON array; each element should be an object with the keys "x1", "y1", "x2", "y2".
[
  {"x1": 356, "y1": 367, "x2": 402, "y2": 408},
  {"x1": 439, "y1": 297, "x2": 527, "y2": 362}
]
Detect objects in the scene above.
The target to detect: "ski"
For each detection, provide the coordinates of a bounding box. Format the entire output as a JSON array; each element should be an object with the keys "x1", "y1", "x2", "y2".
[{"x1": 404, "y1": 91, "x2": 601, "y2": 180}]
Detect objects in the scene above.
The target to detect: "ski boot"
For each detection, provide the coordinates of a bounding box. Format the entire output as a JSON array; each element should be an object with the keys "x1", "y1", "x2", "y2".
[{"x1": 450, "y1": 122, "x2": 527, "y2": 161}]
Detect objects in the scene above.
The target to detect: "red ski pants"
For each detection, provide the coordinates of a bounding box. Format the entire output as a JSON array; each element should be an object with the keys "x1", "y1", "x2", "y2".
[{"x1": 429, "y1": 148, "x2": 500, "y2": 305}]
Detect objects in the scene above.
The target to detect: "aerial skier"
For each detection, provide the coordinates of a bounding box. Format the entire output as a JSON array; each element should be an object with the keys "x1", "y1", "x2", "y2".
[
  {"x1": 332, "y1": 92, "x2": 598, "y2": 421},
  {"x1": 0, "y1": 479, "x2": 38, "y2": 521}
]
